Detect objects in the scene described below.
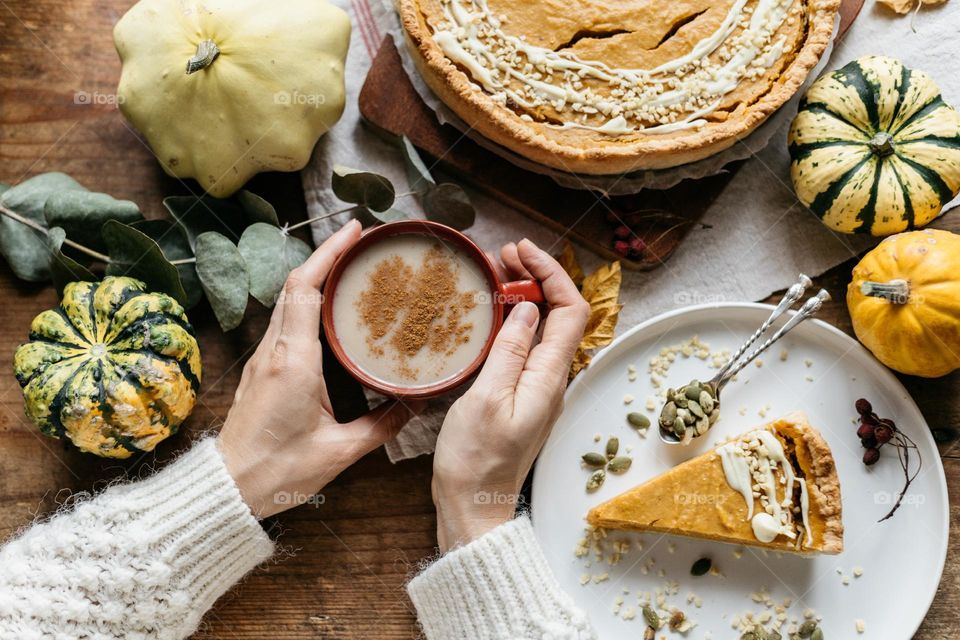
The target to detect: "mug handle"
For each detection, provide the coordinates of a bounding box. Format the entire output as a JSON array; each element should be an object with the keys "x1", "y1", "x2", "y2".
[{"x1": 499, "y1": 279, "x2": 545, "y2": 305}]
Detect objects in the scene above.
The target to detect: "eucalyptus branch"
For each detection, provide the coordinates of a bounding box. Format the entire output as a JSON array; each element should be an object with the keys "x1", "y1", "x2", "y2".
[
  {"x1": 284, "y1": 191, "x2": 417, "y2": 233},
  {"x1": 284, "y1": 204, "x2": 361, "y2": 232},
  {"x1": 0, "y1": 203, "x2": 112, "y2": 263}
]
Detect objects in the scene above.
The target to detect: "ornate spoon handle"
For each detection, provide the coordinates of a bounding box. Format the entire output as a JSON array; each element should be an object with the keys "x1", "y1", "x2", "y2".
[
  {"x1": 715, "y1": 289, "x2": 832, "y2": 390},
  {"x1": 714, "y1": 274, "x2": 812, "y2": 382}
]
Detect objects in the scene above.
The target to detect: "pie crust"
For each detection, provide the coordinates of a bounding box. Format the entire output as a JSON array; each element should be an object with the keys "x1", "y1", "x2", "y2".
[
  {"x1": 398, "y1": 0, "x2": 841, "y2": 174},
  {"x1": 587, "y1": 412, "x2": 844, "y2": 555}
]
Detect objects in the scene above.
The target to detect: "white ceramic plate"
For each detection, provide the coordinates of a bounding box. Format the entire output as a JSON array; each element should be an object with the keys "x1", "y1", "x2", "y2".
[{"x1": 531, "y1": 304, "x2": 948, "y2": 639}]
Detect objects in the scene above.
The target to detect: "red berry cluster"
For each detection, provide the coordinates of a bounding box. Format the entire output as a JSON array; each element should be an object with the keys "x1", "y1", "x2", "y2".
[
  {"x1": 606, "y1": 211, "x2": 648, "y2": 260},
  {"x1": 854, "y1": 398, "x2": 922, "y2": 522},
  {"x1": 855, "y1": 398, "x2": 896, "y2": 465}
]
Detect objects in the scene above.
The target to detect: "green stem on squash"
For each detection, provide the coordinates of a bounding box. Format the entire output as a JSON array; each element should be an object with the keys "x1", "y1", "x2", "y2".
[
  {"x1": 867, "y1": 132, "x2": 896, "y2": 158},
  {"x1": 861, "y1": 279, "x2": 910, "y2": 305},
  {"x1": 185, "y1": 39, "x2": 221, "y2": 75},
  {"x1": 0, "y1": 203, "x2": 112, "y2": 263}
]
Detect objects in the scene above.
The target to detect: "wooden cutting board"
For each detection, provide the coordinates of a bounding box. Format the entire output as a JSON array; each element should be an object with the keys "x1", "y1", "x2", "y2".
[{"x1": 358, "y1": 0, "x2": 865, "y2": 269}]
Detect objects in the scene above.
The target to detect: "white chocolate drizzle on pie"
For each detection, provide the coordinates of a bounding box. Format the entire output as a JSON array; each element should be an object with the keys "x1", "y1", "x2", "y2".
[
  {"x1": 716, "y1": 429, "x2": 813, "y2": 546},
  {"x1": 429, "y1": 0, "x2": 799, "y2": 135}
]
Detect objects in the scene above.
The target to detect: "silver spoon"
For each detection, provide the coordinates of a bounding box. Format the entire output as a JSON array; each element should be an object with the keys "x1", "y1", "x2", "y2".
[{"x1": 658, "y1": 285, "x2": 832, "y2": 445}]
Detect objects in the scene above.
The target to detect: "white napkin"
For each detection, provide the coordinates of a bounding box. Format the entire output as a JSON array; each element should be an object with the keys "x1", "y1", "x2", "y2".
[{"x1": 304, "y1": 0, "x2": 960, "y2": 462}]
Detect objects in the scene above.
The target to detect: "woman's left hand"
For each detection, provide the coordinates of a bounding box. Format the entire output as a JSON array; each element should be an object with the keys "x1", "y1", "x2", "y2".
[{"x1": 217, "y1": 219, "x2": 419, "y2": 519}]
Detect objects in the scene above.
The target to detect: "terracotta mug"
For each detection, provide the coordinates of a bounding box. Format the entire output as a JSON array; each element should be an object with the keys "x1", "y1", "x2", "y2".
[{"x1": 321, "y1": 220, "x2": 544, "y2": 399}]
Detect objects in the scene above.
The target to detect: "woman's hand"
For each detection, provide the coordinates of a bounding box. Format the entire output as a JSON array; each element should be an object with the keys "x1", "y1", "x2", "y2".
[
  {"x1": 217, "y1": 219, "x2": 417, "y2": 519},
  {"x1": 431, "y1": 239, "x2": 590, "y2": 551}
]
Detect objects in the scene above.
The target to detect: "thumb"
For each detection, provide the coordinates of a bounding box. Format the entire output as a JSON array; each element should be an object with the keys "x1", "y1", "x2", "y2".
[
  {"x1": 473, "y1": 302, "x2": 540, "y2": 394},
  {"x1": 346, "y1": 399, "x2": 424, "y2": 455}
]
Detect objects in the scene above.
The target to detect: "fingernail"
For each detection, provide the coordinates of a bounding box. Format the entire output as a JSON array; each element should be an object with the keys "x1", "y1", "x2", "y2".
[
  {"x1": 346, "y1": 219, "x2": 361, "y2": 231},
  {"x1": 510, "y1": 301, "x2": 539, "y2": 327}
]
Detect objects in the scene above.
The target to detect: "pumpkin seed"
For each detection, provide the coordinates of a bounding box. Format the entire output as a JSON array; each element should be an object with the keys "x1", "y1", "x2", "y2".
[
  {"x1": 675, "y1": 395, "x2": 689, "y2": 409},
  {"x1": 708, "y1": 408, "x2": 721, "y2": 425},
  {"x1": 695, "y1": 417, "x2": 710, "y2": 435},
  {"x1": 582, "y1": 452, "x2": 606, "y2": 467},
  {"x1": 810, "y1": 629, "x2": 823, "y2": 640},
  {"x1": 607, "y1": 456, "x2": 633, "y2": 473},
  {"x1": 699, "y1": 390, "x2": 715, "y2": 413},
  {"x1": 642, "y1": 604, "x2": 660, "y2": 628},
  {"x1": 643, "y1": 626, "x2": 655, "y2": 640},
  {"x1": 688, "y1": 400, "x2": 705, "y2": 419},
  {"x1": 673, "y1": 417, "x2": 687, "y2": 438},
  {"x1": 685, "y1": 383, "x2": 703, "y2": 401},
  {"x1": 628, "y1": 412, "x2": 651, "y2": 428},
  {"x1": 605, "y1": 437, "x2": 619, "y2": 459},
  {"x1": 798, "y1": 622, "x2": 817, "y2": 638},
  {"x1": 690, "y1": 557, "x2": 711, "y2": 576},
  {"x1": 660, "y1": 401, "x2": 677, "y2": 426},
  {"x1": 586, "y1": 469, "x2": 606, "y2": 491},
  {"x1": 752, "y1": 626, "x2": 769, "y2": 640},
  {"x1": 768, "y1": 631, "x2": 782, "y2": 640},
  {"x1": 741, "y1": 633, "x2": 757, "y2": 640}
]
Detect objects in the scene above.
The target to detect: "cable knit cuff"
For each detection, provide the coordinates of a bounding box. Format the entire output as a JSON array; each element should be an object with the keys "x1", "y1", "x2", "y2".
[
  {"x1": 107, "y1": 438, "x2": 276, "y2": 630},
  {"x1": 407, "y1": 516, "x2": 594, "y2": 640}
]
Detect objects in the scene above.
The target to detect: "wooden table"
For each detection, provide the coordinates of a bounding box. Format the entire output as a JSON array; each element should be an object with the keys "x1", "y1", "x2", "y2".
[{"x1": 0, "y1": 1, "x2": 956, "y2": 638}]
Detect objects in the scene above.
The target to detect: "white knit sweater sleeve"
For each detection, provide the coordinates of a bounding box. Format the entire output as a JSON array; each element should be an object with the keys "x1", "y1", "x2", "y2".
[
  {"x1": 0, "y1": 438, "x2": 275, "y2": 640},
  {"x1": 407, "y1": 515, "x2": 596, "y2": 640}
]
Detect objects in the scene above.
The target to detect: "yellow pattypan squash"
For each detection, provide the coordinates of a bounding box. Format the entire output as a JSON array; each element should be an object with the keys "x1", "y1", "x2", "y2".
[
  {"x1": 847, "y1": 229, "x2": 960, "y2": 378},
  {"x1": 114, "y1": 0, "x2": 351, "y2": 197}
]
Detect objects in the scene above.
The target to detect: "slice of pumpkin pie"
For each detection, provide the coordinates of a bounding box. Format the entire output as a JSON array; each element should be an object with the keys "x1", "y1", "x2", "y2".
[{"x1": 587, "y1": 413, "x2": 843, "y2": 555}]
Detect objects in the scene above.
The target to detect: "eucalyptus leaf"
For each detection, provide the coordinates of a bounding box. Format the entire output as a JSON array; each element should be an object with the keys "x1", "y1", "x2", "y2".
[
  {"x1": 131, "y1": 219, "x2": 202, "y2": 309},
  {"x1": 423, "y1": 183, "x2": 476, "y2": 231},
  {"x1": 0, "y1": 184, "x2": 10, "y2": 196},
  {"x1": 238, "y1": 223, "x2": 311, "y2": 306},
  {"x1": 0, "y1": 172, "x2": 87, "y2": 216},
  {"x1": 0, "y1": 173, "x2": 87, "y2": 282},
  {"x1": 163, "y1": 195, "x2": 246, "y2": 250},
  {"x1": 236, "y1": 190, "x2": 280, "y2": 227},
  {"x1": 195, "y1": 231, "x2": 249, "y2": 331},
  {"x1": 400, "y1": 136, "x2": 436, "y2": 195},
  {"x1": 102, "y1": 220, "x2": 188, "y2": 305},
  {"x1": 332, "y1": 166, "x2": 395, "y2": 212},
  {"x1": 47, "y1": 227, "x2": 96, "y2": 296},
  {"x1": 45, "y1": 191, "x2": 141, "y2": 250}
]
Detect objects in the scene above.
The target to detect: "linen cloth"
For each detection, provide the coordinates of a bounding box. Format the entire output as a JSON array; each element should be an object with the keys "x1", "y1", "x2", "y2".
[{"x1": 303, "y1": 0, "x2": 960, "y2": 462}]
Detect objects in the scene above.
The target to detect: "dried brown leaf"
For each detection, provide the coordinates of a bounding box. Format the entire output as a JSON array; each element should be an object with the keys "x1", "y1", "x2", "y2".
[
  {"x1": 556, "y1": 240, "x2": 585, "y2": 287},
  {"x1": 568, "y1": 261, "x2": 622, "y2": 381},
  {"x1": 876, "y1": 0, "x2": 946, "y2": 13}
]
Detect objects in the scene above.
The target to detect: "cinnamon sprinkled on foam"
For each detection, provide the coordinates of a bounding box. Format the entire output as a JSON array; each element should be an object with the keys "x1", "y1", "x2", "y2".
[{"x1": 356, "y1": 244, "x2": 479, "y2": 381}]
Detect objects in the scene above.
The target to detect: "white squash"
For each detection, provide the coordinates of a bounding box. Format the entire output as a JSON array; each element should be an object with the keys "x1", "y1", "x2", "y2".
[{"x1": 114, "y1": 0, "x2": 351, "y2": 197}]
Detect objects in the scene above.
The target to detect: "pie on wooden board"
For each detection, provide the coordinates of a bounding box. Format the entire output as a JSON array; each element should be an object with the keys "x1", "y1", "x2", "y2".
[{"x1": 398, "y1": 0, "x2": 841, "y2": 174}]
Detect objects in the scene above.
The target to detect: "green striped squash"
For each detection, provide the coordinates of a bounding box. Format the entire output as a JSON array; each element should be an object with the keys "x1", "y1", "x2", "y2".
[
  {"x1": 13, "y1": 277, "x2": 201, "y2": 458},
  {"x1": 789, "y1": 56, "x2": 960, "y2": 236}
]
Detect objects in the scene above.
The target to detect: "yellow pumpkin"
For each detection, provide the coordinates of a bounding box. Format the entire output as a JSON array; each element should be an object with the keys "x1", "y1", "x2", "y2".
[
  {"x1": 114, "y1": 0, "x2": 351, "y2": 198},
  {"x1": 847, "y1": 229, "x2": 960, "y2": 377}
]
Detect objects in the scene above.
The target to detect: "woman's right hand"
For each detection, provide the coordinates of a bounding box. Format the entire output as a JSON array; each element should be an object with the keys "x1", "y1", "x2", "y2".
[
  {"x1": 430, "y1": 239, "x2": 590, "y2": 552},
  {"x1": 217, "y1": 220, "x2": 418, "y2": 519}
]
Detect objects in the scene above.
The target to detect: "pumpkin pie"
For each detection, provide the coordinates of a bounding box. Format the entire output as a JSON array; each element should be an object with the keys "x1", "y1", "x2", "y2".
[
  {"x1": 398, "y1": 0, "x2": 840, "y2": 174},
  {"x1": 587, "y1": 413, "x2": 843, "y2": 554}
]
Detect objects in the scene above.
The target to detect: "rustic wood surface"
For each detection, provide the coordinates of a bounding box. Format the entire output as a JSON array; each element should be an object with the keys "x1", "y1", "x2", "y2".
[{"x1": 0, "y1": 1, "x2": 957, "y2": 638}]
